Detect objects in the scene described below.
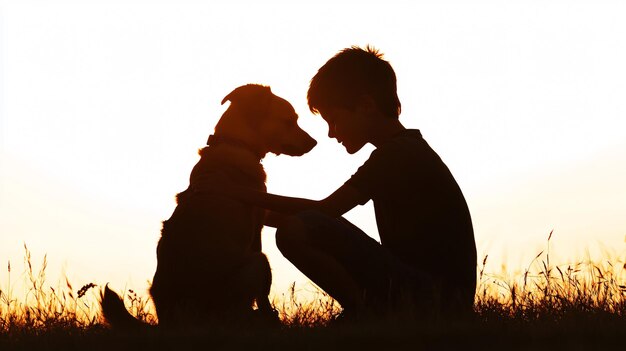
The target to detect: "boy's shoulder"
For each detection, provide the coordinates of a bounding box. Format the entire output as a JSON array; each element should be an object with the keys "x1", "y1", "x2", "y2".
[
  {"x1": 378, "y1": 128, "x2": 423, "y2": 148},
  {"x1": 347, "y1": 129, "x2": 432, "y2": 195},
  {"x1": 369, "y1": 129, "x2": 429, "y2": 161}
]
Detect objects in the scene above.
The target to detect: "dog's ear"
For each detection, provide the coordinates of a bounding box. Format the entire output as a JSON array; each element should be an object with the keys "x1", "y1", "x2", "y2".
[
  {"x1": 221, "y1": 84, "x2": 273, "y2": 106},
  {"x1": 220, "y1": 84, "x2": 274, "y2": 126}
]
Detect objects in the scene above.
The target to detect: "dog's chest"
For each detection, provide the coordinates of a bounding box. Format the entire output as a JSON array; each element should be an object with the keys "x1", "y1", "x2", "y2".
[{"x1": 173, "y1": 150, "x2": 267, "y2": 248}]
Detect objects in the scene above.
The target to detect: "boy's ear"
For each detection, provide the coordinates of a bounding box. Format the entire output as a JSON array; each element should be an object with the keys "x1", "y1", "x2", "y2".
[{"x1": 358, "y1": 94, "x2": 378, "y2": 115}]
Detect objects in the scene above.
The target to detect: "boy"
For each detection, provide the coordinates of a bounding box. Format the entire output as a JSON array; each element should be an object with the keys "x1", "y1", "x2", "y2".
[{"x1": 199, "y1": 46, "x2": 476, "y2": 319}]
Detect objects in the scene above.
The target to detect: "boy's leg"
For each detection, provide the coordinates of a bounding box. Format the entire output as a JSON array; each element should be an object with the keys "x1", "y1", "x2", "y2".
[
  {"x1": 276, "y1": 214, "x2": 364, "y2": 313},
  {"x1": 275, "y1": 211, "x2": 392, "y2": 316}
]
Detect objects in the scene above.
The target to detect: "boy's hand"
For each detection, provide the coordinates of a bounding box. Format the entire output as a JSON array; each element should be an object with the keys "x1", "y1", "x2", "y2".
[{"x1": 191, "y1": 171, "x2": 234, "y2": 195}]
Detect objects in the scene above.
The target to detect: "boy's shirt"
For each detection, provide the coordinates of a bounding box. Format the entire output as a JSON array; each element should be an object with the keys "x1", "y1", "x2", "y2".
[{"x1": 345, "y1": 129, "x2": 476, "y2": 298}]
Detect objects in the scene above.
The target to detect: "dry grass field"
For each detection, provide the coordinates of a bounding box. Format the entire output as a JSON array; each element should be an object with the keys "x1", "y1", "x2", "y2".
[{"x1": 2, "y1": 240, "x2": 626, "y2": 350}]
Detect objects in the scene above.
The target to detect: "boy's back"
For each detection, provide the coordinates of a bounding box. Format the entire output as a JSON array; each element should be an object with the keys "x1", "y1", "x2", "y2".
[{"x1": 346, "y1": 128, "x2": 476, "y2": 313}]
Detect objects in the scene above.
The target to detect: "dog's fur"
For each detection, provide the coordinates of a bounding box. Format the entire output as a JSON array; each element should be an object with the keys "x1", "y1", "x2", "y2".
[{"x1": 101, "y1": 84, "x2": 316, "y2": 328}]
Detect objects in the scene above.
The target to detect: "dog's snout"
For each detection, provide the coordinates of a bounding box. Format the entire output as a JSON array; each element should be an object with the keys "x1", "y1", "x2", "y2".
[
  {"x1": 280, "y1": 131, "x2": 317, "y2": 157},
  {"x1": 298, "y1": 131, "x2": 317, "y2": 155},
  {"x1": 305, "y1": 135, "x2": 317, "y2": 152},
  {"x1": 304, "y1": 132, "x2": 317, "y2": 148}
]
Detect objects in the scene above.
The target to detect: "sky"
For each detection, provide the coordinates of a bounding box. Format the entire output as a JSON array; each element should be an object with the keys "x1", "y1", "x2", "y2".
[{"x1": 1, "y1": 0, "x2": 625, "y2": 300}]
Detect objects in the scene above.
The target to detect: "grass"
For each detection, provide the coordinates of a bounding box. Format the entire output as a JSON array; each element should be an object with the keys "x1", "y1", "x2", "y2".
[{"x1": 2, "y1": 238, "x2": 626, "y2": 350}]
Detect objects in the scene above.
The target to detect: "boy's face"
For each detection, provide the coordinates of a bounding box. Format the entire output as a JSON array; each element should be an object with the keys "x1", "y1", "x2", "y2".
[{"x1": 317, "y1": 105, "x2": 373, "y2": 154}]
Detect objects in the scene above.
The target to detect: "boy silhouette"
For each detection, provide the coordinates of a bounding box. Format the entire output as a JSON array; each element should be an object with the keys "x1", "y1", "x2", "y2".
[{"x1": 199, "y1": 46, "x2": 476, "y2": 320}]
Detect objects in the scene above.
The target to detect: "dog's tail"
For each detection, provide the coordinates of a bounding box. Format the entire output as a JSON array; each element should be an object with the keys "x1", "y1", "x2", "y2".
[{"x1": 100, "y1": 285, "x2": 148, "y2": 330}]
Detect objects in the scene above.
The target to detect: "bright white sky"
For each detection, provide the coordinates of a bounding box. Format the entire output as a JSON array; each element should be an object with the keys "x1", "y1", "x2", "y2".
[{"x1": 1, "y1": 0, "x2": 625, "y2": 300}]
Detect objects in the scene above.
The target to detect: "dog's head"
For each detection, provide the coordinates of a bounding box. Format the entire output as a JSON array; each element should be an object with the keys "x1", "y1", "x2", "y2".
[{"x1": 216, "y1": 84, "x2": 317, "y2": 157}]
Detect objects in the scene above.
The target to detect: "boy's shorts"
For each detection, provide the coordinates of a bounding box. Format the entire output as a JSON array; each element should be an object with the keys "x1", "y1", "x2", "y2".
[{"x1": 293, "y1": 210, "x2": 430, "y2": 312}]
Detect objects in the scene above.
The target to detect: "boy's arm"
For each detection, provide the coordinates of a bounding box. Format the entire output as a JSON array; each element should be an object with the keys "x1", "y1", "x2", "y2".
[
  {"x1": 318, "y1": 183, "x2": 367, "y2": 217},
  {"x1": 194, "y1": 176, "x2": 366, "y2": 224},
  {"x1": 261, "y1": 184, "x2": 366, "y2": 227}
]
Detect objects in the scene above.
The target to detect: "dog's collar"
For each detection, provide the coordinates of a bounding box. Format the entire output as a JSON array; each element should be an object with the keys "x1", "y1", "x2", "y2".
[{"x1": 206, "y1": 134, "x2": 265, "y2": 160}]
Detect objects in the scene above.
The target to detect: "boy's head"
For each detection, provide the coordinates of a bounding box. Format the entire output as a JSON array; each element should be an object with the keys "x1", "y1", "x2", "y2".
[
  {"x1": 307, "y1": 46, "x2": 402, "y2": 154},
  {"x1": 307, "y1": 46, "x2": 401, "y2": 120}
]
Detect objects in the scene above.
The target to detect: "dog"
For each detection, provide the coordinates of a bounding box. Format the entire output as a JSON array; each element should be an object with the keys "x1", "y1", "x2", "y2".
[{"x1": 101, "y1": 84, "x2": 317, "y2": 328}]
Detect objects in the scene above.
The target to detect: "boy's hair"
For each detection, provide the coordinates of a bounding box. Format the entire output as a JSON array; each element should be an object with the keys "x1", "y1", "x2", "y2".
[{"x1": 308, "y1": 46, "x2": 401, "y2": 119}]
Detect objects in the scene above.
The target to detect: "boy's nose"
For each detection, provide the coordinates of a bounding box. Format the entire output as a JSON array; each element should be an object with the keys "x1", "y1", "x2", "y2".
[{"x1": 328, "y1": 127, "x2": 336, "y2": 139}]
